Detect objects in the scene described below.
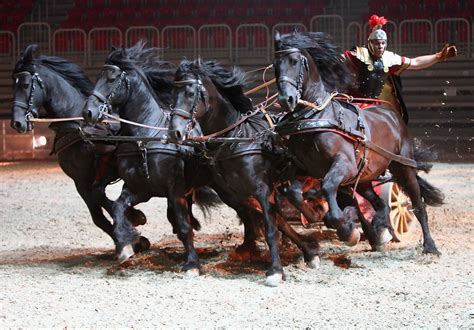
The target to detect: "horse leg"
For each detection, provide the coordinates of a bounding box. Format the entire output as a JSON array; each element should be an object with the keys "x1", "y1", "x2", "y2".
[
  {"x1": 321, "y1": 159, "x2": 360, "y2": 246},
  {"x1": 186, "y1": 193, "x2": 202, "y2": 231},
  {"x1": 389, "y1": 163, "x2": 441, "y2": 255},
  {"x1": 273, "y1": 212, "x2": 321, "y2": 269},
  {"x1": 281, "y1": 179, "x2": 327, "y2": 224},
  {"x1": 74, "y1": 181, "x2": 115, "y2": 241},
  {"x1": 210, "y1": 187, "x2": 262, "y2": 258},
  {"x1": 109, "y1": 185, "x2": 145, "y2": 263},
  {"x1": 354, "y1": 183, "x2": 392, "y2": 250},
  {"x1": 168, "y1": 193, "x2": 200, "y2": 275},
  {"x1": 255, "y1": 187, "x2": 284, "y2": 287},
  {"x1": 92, "y1": 181, "x2": 150, "y2": 255}
]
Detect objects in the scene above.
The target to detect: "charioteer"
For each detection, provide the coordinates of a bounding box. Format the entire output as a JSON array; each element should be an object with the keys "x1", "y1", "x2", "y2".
[{"x1": 343, "y1": 14, "x2": 457, "y2": 122}]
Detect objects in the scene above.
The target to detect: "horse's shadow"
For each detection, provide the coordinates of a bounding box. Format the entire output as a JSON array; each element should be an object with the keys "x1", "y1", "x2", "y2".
[{"x1": 2, "y1": 230, "x2": 402, "y2": 277}]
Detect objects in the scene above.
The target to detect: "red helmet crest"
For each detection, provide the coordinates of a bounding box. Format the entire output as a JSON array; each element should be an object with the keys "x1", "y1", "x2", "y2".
[{"x1": 369, "y1": 15, "x2": 388, "y2": 31}]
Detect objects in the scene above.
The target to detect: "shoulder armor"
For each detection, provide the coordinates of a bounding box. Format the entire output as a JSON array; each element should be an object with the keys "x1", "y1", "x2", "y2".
[{"x1": 381, "y1": 51, "x2": 403, "y2": 67}]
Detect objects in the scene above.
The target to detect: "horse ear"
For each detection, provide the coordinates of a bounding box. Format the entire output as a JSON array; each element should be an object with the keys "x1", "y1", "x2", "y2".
[
  {"x1": 274, "y1": 31, "x2": 282, "y2": 50},
  {"x1": 21, "y1": 44, "x2": 40, "y2": 62},
  {"x1": 111, "y1": 45, "x2": 117, "y2": 51}
]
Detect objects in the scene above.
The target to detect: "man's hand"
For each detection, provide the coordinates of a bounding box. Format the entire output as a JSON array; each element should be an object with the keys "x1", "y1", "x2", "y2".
[{"x1": 437, "y1": 44, "x2": 458, "y2": 61}]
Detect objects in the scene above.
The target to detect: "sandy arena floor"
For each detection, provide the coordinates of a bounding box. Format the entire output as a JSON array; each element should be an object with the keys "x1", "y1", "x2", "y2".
[{"x1": 0, "y1": 161, "x2": 473, "y2": 327}]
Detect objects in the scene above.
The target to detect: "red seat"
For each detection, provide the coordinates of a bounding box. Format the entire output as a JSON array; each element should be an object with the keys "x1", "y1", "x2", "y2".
[
  {"x1": 0, "y1": 37, "x2": 14, "y2": 54},
  {"x1": 254, "y1": 29, "x2": 268, "y2": 47},
  {"x1": 54, "y1": 34, "x2": 68, "y2": 52}
]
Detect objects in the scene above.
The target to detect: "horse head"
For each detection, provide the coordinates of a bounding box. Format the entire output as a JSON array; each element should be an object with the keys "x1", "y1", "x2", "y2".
[
  {"x1": 12, "y1": 44, "x2": 93, "y2": 133},
  {"x1": 168, "y1": 60, "x2": 212, "y2": 143},
  {"x1": 11, "y1": 44, "x2": 47, "y2": 133},
  {"x1": 84, "y1": 47, "x2": 131, "y2": 124},
  {"x1": 273, "y1": 31, "x2": 351, "y2": 112},
  {"x1": 168, "y1": 59, "x2": 251, "y2": 143},
  {"x1": 84, "y1": 41, "x2": 175, "y2": 136}
]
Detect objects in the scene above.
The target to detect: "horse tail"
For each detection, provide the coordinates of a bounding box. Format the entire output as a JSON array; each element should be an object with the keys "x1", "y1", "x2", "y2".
[
  {"x1": 416, "y1": 174, "x2": 445, "y2": 207},
  {"x1": 414, "y1": 147, "x2": 436, "y2": 174},
  {"x1": 193, "y1": 186, "x2": 223, "y2": 218}
]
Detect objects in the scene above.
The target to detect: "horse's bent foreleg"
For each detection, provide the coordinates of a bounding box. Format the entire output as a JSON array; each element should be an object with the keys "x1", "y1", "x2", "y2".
[
  {"x1": 321, "y1": 159, "x2": 360, "y2": 245},
  {"x1": 110, "y1": 186, "x2": 147, "y2": 263},
  {"x1": 282, "y1": 180, "x2": 326, "y2": 224},
  {"x1": 354, "y1": 184, "x2": 392, "y2": 250}
]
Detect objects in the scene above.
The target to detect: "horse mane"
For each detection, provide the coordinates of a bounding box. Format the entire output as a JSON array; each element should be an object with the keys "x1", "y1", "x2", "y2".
[
  {"x1": 276, "y1": 32, "x2": 352, "y2": 91},
  {"x1": 105, "y1": 40, "x2": 176, "y2": 107},
  {"x1": 175, "y1": 59, "x2": 253, "y2": 114},
  {"x1": 14, "y1": 44, "x2": 94, "y2": 96}
]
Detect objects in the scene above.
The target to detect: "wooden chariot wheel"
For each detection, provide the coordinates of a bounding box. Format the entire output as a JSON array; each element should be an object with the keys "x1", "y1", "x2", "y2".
[{"x1": 379, "y1": 182, "x2": 417, "y2": 241}]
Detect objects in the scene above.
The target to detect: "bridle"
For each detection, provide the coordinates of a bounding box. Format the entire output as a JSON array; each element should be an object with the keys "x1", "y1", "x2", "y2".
[
  {"x1": 13, "y1": 70, "x2": 46, "y2": 128},
  {"x1": 91, "y1": 64, "x2": 130, "y2": 120},
  {"x1": 171, "y1": 77, "x2": 209, "y2": 139},
  {"x1": 274, "y1": 47, "x2": 309, "y2": 104}
]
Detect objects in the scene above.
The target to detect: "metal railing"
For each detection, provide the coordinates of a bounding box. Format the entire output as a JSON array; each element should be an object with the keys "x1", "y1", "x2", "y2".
[
  {"x1": 0, "y1": 31, "x2": 16, "y2": 66},
  {"x1": 161, "y1": 25, "x2": 197, "y2": 60},
  {"x1": 88, "y1": 27, "x2": 122, "y2": 65},
  {"x1": 52, "y1": 28, "x2": 87, "y2": 65},
  {"x1": 435, "y1": 18, "x2": 471, "y2": 58},
  {"x1": 198, "y1": 24, "x2": 232, "y2": 62},
  {"x1": 1, "y1": 16, "x2": 473, "y2": 68},
  {"x1": 399, "y1": 19, "x2": 434, "y2": 56},
  {"x1": 125, "y1": 26, "x2": 161, "y2": 48},
  {"x1": 235, "y1": 24, "x2": 270, "y2": 63},
  {"x1": 310, "y1": 15, "x2": 345, "y2": 49},
  {"x1": 17, "y1": 22, "x2": 51, "y2": 56}
]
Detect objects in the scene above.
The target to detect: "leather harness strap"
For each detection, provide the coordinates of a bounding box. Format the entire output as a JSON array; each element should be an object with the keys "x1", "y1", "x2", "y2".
[
  {"x1": 364, "y1": 140, "x2": 417, "y2": 168},
  {"x1": 276, "y1": 115, "x2": 417, "y2": 168}
]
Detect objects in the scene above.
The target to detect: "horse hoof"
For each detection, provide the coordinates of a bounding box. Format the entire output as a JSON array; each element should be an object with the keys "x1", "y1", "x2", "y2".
[
  {"x1": 133, "y1": 236, "x2": 151, "y2": 253},
  {"x1": 118, "y1": 244, "x2": 135, "y2": 264},
  {"x1": 184, "y1": 268, "x2": 200, "y2": 278},
  {"x1": 265, "y1": 273, "x2": 283, "y2": 287},
  {"x1": 423, "y1": 247, "x2": 441, "y2": 256},
  {"x1": 377, "y1": 228, "x2": 393, "y2": 246},
  {"x1": 372, "y1": 244, "x2": 387, "y2": 252},
  {"x1": 344, "y1": 229, "x2": 361, "y2": 247},
  {"x1": 306, "y1": 256, "x2": 321, "y2": 269}
]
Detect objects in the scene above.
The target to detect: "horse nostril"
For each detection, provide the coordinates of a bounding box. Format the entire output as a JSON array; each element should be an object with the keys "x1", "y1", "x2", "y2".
[
  {"x1": 169, "y1": 130, "x2": 182, "y2": 142},
  {"x1": 288, "y1": 96, "x2": 294, "y2": 106},
  {"x1": 84, "y1": 110, "x2": 93, "y2": 120},
  {"x1": 12, "y1": 121, "x2": 21, "y2": 129}
]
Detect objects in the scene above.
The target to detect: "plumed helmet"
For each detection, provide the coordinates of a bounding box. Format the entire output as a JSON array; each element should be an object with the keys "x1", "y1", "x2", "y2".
[{"x1": 368, "y1": 15, "x2": 388, "y2": 41}]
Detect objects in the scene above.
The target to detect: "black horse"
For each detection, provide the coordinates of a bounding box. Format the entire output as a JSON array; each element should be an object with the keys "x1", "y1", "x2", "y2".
[
  {"x1": 168, "y1": 59, "x2": 325, "y2": 286},
  {"x1": 273, "y1": 31, "x2": 444, "y2": 254},
  {"x1": 11, "y1": 44, "x2": 150, "y2": 254},
  {"x1": 83, "y1": 42, "x2": 221, "y2": 273}
]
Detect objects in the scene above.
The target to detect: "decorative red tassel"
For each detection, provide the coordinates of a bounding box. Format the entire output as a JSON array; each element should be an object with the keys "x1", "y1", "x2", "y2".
[{"x1": 369, "y1": 15, "x2": 388, "y2": 30}]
